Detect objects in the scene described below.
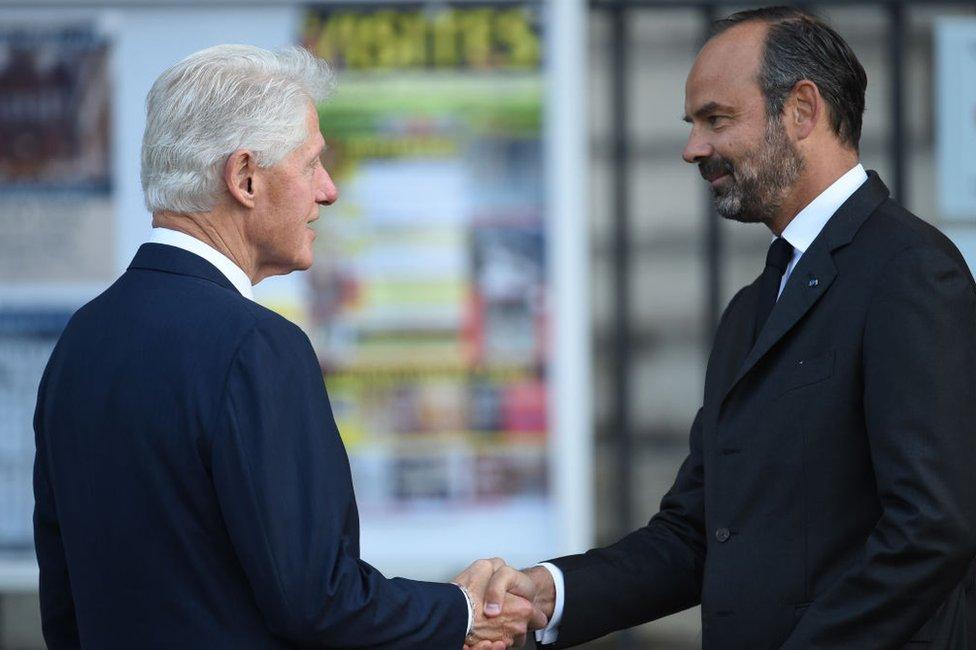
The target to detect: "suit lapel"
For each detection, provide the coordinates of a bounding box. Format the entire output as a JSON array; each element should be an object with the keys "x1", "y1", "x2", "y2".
[
  {"x1": 718, "y1": 171, "x2": 891, "y2": 407},
  {"x1": 729, "y1": 247, "x2": 836, "y2": 393}
]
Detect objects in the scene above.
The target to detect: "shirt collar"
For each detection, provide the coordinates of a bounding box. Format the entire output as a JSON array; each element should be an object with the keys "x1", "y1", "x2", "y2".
[
  {"x1": 147, "y1": 227, "x2": 254, "y2": 300},
  {"x1": 779, "y1": 163, "x2": 868, "y2": 254}
]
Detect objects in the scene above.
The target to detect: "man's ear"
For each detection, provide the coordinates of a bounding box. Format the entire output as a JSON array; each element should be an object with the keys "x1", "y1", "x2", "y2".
[
  {"x1": 788, "y1": 79, "x2": 821, "y2": 141},
  {"x1": 223, "y1": 149, "x2": 256, "y2": 208}
]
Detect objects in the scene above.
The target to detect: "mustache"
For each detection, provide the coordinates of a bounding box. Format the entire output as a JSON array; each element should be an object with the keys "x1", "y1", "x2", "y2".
[{"x1": 699, "y1": 156, "x2": 734, "y2": 180}]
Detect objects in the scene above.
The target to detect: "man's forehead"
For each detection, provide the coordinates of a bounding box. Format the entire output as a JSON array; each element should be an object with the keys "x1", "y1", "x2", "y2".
[
  {"x1": 690, "y1": 23, "x2": 765, "y2": 82},
  {"x1": 685, "y1": 22, "x2": 766, "y2": 111},
  {"x1": 303, "y1": 105, "x2": 325, "y2": 148}
]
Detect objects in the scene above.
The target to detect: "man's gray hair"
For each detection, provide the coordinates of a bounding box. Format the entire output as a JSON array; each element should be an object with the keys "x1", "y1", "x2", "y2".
[{"x1": 141, "y1": 44, "x2": 334, "y2": 214}]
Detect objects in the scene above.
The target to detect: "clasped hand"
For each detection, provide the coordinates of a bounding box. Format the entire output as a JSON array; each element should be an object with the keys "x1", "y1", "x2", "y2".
[{"x1": 452, "y1": 558, "x2": 553, "y2": 649}]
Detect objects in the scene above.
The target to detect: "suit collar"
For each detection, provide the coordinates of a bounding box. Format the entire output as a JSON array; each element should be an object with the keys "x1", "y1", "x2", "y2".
[
  {"x1": 719, "y1": 171, "x2": 890, "y2": 407},
  {"x1": 147, "y1": 228, "x2": 254, "y2": 299},
  {"x1": 128, "y1": 243, "x2": 242, "y2": 296},
  {"x1": 779, "y1": 164, "x2": 867, "y2": 256},
  {"x1": 820, "y1": 170, "x2": 890, "y2": 253}
]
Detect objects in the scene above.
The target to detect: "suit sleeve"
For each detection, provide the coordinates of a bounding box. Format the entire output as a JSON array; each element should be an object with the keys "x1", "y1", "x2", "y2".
[
  {"x1": 540, "y1": 407, "x2": 707, "y2": 648},
  {"x1": 33, "y1": 360, "x2": 81, "y2": 650},
  {"x1": 209, "y1": 317, "x2": 467, "y2": 648},
  {"x1": 781, "y1": 245, "x2": 976, "y2": 648}
]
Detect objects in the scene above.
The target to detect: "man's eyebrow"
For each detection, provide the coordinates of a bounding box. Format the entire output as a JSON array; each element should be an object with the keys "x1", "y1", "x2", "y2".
[{"x1": 682, "y1": 101, "x2": 733, "y2": 123}]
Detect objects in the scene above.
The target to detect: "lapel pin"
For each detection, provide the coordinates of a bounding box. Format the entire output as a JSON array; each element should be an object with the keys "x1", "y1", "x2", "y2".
[{"x1": 808, "y1": 277, "x2": 819, "y2": 287}]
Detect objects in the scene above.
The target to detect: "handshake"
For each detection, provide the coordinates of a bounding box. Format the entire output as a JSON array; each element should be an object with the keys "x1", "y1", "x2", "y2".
[{"x1": 452, "y1": 559, "x2": 557, "y2": 649}]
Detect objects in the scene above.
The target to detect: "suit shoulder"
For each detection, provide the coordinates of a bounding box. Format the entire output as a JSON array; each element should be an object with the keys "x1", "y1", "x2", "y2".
[
  {"x1": 243, "y1": 302, "x2": 311, "y2": 341},
  {"x1": 205, "y1": 289, "x2": 313, "y2": 349},
  {"x1": 858, "y1": 200, "x2": 971, "y2": 276},
  {"x1": 230, "y1": 301, "x2": 316, "y2": 364},
  {"x1": 59, "y1": 272, "x2": 308, "y2": 360}
]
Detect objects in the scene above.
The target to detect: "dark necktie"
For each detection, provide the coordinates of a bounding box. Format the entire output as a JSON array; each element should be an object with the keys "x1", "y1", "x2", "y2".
[{"x1": 753, "y1": 237, "x2": 794, "y2": 343}]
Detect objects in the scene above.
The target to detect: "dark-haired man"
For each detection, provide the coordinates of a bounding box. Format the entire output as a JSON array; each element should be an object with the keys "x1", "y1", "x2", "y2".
[{"x1": 479, "y1": 6, "x2": 976, "y2": 649}]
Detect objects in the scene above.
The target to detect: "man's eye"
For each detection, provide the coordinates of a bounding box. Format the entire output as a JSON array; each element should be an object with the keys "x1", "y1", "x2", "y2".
[{"x1": 708, "y1": 115, "x2": 728, "y2": 127}]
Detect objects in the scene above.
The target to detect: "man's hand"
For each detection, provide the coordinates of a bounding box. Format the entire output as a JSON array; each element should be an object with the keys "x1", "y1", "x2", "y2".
[
  {"x1": 484, "y1": 565, "x2": 556, "y2": 626},
  {"x1": 453, "y1": 559, "x2": 548, "y2": 649}
]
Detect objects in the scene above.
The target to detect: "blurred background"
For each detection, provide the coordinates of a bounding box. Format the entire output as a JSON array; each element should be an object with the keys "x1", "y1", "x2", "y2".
[{"x1": 1, "y1": 1, "x2": 975, "y2": 648}]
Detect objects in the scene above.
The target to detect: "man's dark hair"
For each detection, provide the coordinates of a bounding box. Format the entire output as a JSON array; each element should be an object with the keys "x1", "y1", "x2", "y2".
[{"x1": 713, "y1": 6, "x2": 867, "y2": 151}]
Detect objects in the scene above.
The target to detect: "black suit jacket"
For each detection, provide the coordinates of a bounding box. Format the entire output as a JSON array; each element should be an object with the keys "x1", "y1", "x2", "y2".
[
  {"x1": 33, "y1": 243, "x2": 467, "y2": 649},
  {"x1": 544, "y1": 173, "x2": 976, "y2": 649}
]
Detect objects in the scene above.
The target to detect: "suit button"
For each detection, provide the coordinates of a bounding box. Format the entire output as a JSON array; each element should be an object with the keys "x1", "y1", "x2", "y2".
[{"x1": 715, "y1": 527, "x2": 731, "y2": 543}]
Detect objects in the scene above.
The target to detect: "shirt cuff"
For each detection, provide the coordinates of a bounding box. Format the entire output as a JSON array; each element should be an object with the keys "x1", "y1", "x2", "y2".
[
  {"x1": 454, "y1": 583, "x2": 474, "y2": 636},
  {"x1": 534, "y1": 562, "x2": 565, "y2": 645}
]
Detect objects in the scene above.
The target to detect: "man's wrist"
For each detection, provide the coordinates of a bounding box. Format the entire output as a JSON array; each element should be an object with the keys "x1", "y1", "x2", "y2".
[
  {"x1": 523, "y1": 565, "x2": 556, "y2": 619},
  {"x1": 532, "y1": 562, "x2": 565, "y2": 645},
  {"x1": 453, "y1": 582, "x2": 474, "y2": 637}
]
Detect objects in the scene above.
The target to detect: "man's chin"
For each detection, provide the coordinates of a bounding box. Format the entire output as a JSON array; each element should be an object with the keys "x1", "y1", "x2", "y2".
[
  {"x1": 715, "y1": 206, "x2": 762, "y2": 224},
  {"x1": 280, "y1": 253, "x2": 314, "y2": 275},
  {"x1": 710, "y1": 180, "x2": 736, "y2": 201},
  {"x1": 713, "y1": 192, "x2": 741, "y2": 219}
]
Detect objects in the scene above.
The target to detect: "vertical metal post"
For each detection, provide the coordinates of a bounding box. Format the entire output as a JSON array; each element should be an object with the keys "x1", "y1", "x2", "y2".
[
  {"x1": 702, "y1": 3, "x2": 722, "y2": 344},
  {"x1": 610, "y1": 2, "x2": 632, "y2": 544},
  {"x1": 609, "y1": 4, "x2": 635, "y2": 648},
  {"x1": 548, "y1": 0, "x2": 594, "y2": 560},
  {"x1": 888, "y1": 1, "x2": 907, "y2": 206}
]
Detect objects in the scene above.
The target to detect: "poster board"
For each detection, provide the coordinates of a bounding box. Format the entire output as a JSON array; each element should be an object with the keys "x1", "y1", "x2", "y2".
[
  {"x1": 0, "y1": 23, "x2": 114, "y2": 287},
  {"x1": 0, "y1": 18, "x2": 114, "y2": 555},
  {"x1": 299, "y1": 3, "x2": 564, "y2": 574},
  {"x1": 0, "y1": 0, "x2": 590, "y2": 585}
]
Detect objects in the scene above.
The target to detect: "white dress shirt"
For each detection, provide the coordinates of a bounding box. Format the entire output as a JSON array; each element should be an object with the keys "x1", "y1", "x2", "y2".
[
  {"x1": 147, "y1": 227, "x2": 254, "y2": 300},
  {"x1": 534, "y1": 163, "x2": 868, "y2": 645}
]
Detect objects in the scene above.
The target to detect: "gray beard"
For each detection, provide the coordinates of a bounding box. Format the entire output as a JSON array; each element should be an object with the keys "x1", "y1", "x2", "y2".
[{"x1": 713, "y1": 118, "x2": 805, "y2": 224}]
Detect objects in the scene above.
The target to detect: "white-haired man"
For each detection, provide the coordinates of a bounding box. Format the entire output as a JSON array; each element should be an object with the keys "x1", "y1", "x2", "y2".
[{"x1": 33, "y1": 44, "x2": 541, "y2": 649}]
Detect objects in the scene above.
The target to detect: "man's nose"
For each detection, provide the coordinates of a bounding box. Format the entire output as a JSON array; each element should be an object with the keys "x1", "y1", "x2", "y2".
[
  {"x1": 682, "y1": 130, "x2": 713, "y2": 164},
  {"x1": 317, "y1": 169, "x2": 339, "y2": 206}
]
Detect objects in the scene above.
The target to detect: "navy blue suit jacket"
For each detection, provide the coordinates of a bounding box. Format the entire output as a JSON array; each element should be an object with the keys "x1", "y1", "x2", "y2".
[{"x1": 33, "y1": 243, "x2": 466, "y2": 648}]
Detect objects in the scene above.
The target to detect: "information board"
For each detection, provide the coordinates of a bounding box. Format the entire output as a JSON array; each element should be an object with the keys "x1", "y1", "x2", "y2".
[
  {"x1": 0, "y1": 1, "x2": 591, "y2": 584},
  {"x1": 299, "y1": 4, "x2": 557, "y2": 571},
  {"x1": 0, "y1": 24, "x2": 114, "y2": 285},
  {"x1": 0, "y1": 21, "x2": 114, "y2": 552}
]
